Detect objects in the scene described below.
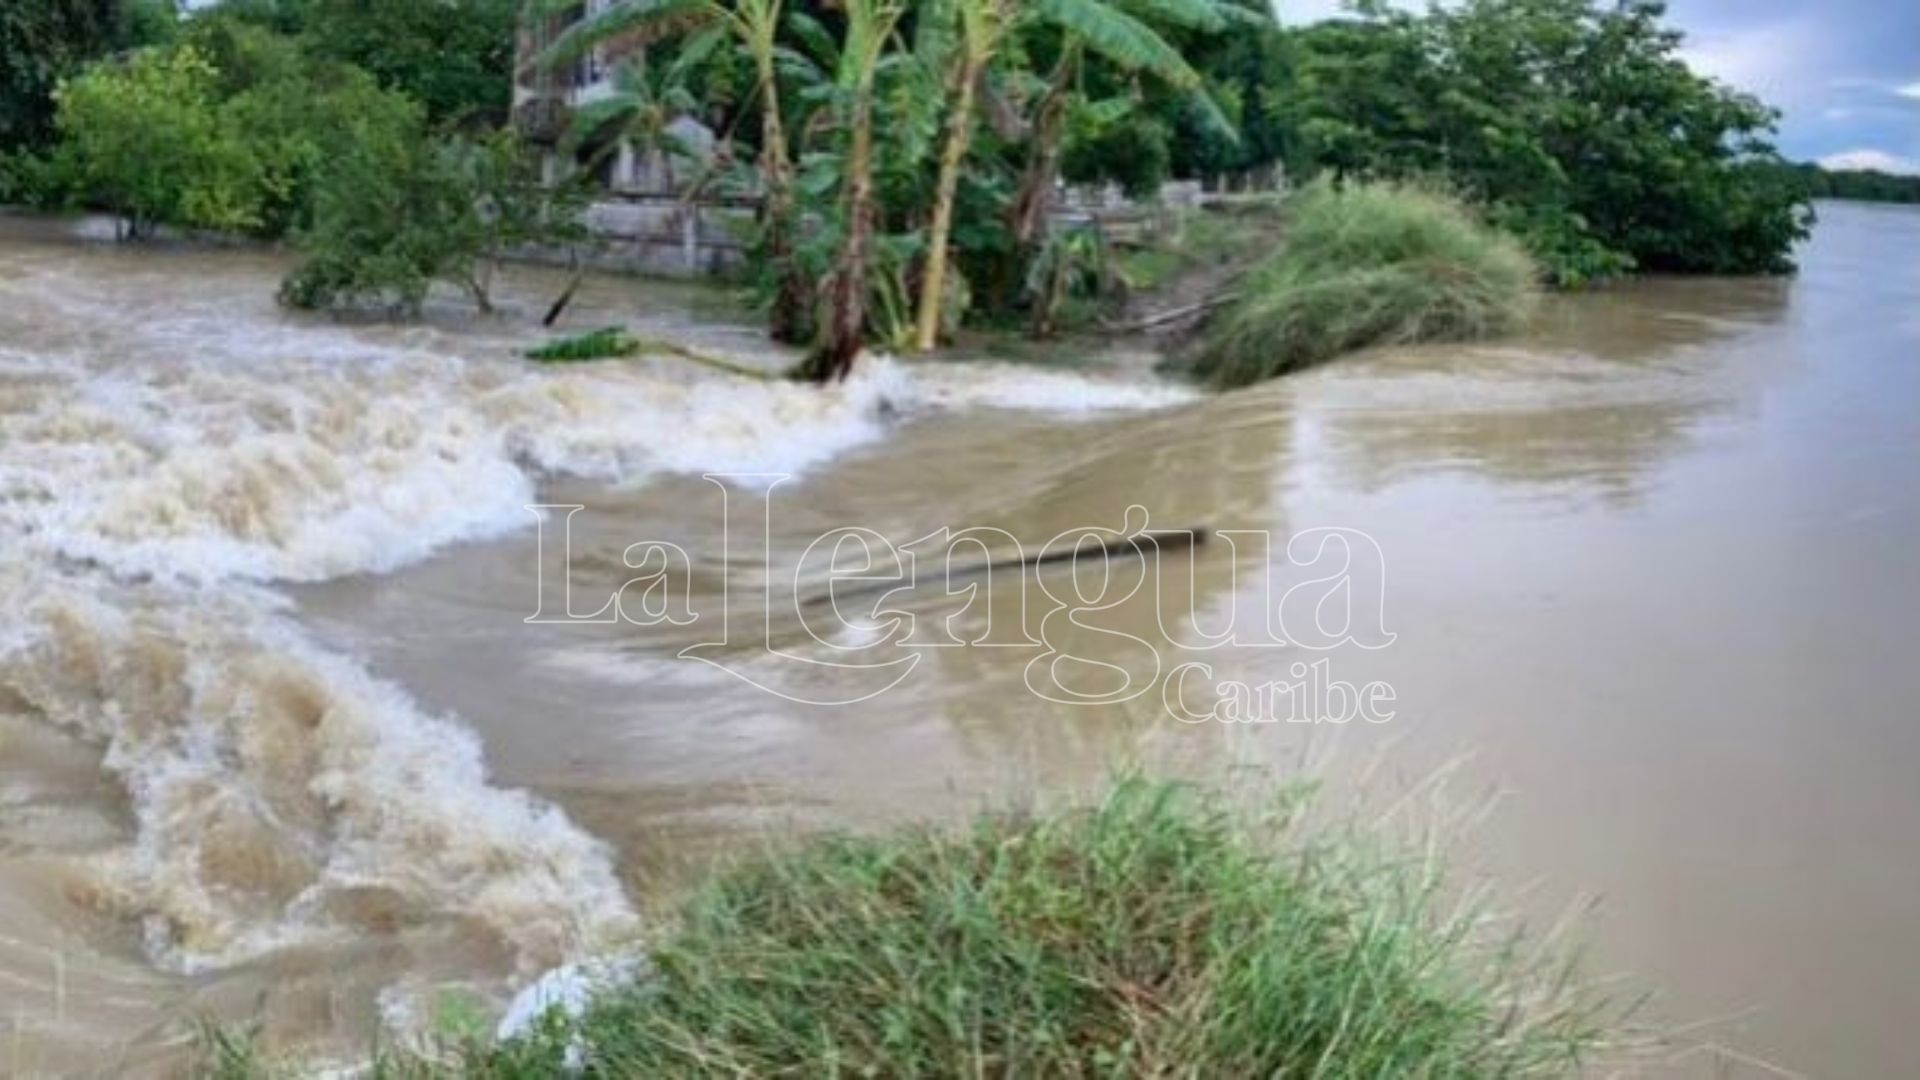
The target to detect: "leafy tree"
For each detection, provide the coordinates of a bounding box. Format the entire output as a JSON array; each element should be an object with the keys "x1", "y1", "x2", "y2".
[
  {"x1": 298, "y1": 0, "x2": 519, "y2": 127},
  {"x1": 280, "y1": 130, "x2": 587, "y2": 314},
  {"x1": 41, "y1": 18, "x2": 424, "y2": 240},
  {"x1": 1279, "y1": 0, "x2": 1812, "y2": 281},
  {"x1": 1062, "y1": 99, "x2": 1172, "y2": 199},
  {"x1": 176, "y1": 17, "x2": 416, "y2": 236},
  {"x1": 51, "y1": 44, "x2": 265, "y2": 236},
  {"x1": 1, "y1": 0, "x2": 179, "y2": 156}
]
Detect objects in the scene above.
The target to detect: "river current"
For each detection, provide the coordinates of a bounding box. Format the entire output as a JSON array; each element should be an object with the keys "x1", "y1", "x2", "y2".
[{"x1": 1, "y1": 203, "x2": 1915, "y2": 1075}]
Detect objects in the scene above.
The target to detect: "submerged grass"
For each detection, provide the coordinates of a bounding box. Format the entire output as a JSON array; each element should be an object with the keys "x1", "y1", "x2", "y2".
[
  {"x1": 317, "y1": 775, "x2": 1617, "y2": 1078},
  {"x1": 1187, "y1": 181, "x2": 1539, "y2": 387}
]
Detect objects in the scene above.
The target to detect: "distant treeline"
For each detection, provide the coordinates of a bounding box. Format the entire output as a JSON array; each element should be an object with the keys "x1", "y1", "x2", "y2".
[{"x1": 1789, "y1": 165, "x2": 1920, "y2": 205}]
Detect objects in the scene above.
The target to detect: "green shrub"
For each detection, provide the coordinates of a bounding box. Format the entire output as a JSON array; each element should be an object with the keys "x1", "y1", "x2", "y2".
[
  {"x1": 1188, "y1": 181, "x2": 1538, "y2": 387},
  {"x1": 40, "y1": 25, "x2": 422, "y2": 241},
  {"x1": 424, "y1": 776, "x2": 1611, "y2": 1077},
  {"x1": 51, "y1": 45, "x2": 267, "y2": 237},
  {"x1": 281, "y1": 132, "x2": 586, "y2": 316}
]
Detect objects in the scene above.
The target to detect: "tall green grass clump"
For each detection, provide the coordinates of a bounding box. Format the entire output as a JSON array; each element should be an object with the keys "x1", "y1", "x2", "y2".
[
  {"x1": 1191, "y1": 181, "x2": 1539, "y2": 387},
  {"x1": 415, "y1": 776, "x2": 1613, "y2": 1077}
]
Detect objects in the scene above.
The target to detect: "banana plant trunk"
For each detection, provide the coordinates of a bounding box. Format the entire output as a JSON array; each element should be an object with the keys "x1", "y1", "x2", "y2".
[
  {"x1": 800, "y1": 90, "x2": 879, "y2": 382},
  {"x1": 912, "y1": 56, "x2": 985, "y2": 352},
  {"x1": 755, "y1": 51, "x2": 809, "y2": 346},
  {"x1": 1009, "y1": 44, "x2": 1080, "y2": 252}
]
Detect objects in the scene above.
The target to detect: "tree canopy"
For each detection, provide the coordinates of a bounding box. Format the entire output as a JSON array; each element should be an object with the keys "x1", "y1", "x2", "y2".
[{"x1": 8, "y1": 0, "x2": 1828, "y2": 371}]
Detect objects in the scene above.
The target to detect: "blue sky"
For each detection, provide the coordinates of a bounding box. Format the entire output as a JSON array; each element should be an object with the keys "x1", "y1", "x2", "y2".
[{"x1": 1272, "y1": 1, "x2": 1920, "y2": 173}]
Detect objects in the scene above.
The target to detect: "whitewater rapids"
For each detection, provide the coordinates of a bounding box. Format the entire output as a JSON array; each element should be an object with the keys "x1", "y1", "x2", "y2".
[{"x1": 0, "y1": 222, "x2": 1188, "y2": 1061}]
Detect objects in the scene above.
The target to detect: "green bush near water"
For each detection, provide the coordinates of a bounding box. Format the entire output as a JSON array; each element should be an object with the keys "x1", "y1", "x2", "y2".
[
  {"x1": 1187, "y1": 182, "x2": 1540, "y2": 388},
  {"x1": 312, "y1": 776, "x2": 1613, "y2": 1078}
]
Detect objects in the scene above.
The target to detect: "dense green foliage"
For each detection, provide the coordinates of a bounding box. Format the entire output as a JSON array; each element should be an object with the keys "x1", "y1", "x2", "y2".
[
  {"x1": 296, "y1": 0, "x2": 519, "y2": 127},
  {"x1": 281, "y1": 132, "x2": 585, "y2": 315},
  {"x1": 169, "y1": 0, "x2": 518, "y2": 125},
  {"x1": 1792, "y1": 165, "x2": 1920, "y2": 205},
  {"x1": 13, "y1": 0, "x2": 1823, "y2": 360},
  {"x1": 49, "y1": 46, "x2": 262, "y2": 236},
  {"x1": 0, "y1": 0, "x2": 176, "y2": 155},
  {"x1": 324, "y1": 778, "x2": 1608, "y2": 1076},
  {"x1": 1278, "y1": 0, "x2": 1811, "y2": 283},
  {"x1": 1189, "y1": 182, "x2": 1538, "y2": 387},
  {"x1": 553, "y1": 0, "x2": 1811, "y2": 373},
  {"x1": 42, "y1": 24, "x2": 421, "y2": 238},
  {"x1": 16, "y1": 1, "x2": 583, "y2": 311}
]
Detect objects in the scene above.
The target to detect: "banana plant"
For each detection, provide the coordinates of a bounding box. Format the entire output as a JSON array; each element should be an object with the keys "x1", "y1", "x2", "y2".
[
  {"x1": 538, "y1": 0, "x2": 811, "y2": 343},
  {"x1": 911, "y1": 0, "x2": 1013, "y2": 351},
  {"x1": 913, "y1": 0, "x2": 1249, "y2": 349},
  {"x1": 795, "y1": 0, "x2": 907, "y2": 382},
  {"x1": 1010, "y1": 0, "x2": 1247, "y2": 245},
  {"x1": 561, "y1": 40, "x2": 707, "y2": 191}
]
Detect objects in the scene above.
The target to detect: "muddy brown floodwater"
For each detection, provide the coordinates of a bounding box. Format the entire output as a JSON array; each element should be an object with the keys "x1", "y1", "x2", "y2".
[{"x1": 0, "y1": 202, "x2": 1916, "y2": 1076}]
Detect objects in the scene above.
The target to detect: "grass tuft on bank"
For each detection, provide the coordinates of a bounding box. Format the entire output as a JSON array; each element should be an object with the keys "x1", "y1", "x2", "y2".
[
  {"x1": 1187, "y1": 182, "x2": 1539, "y2": 387},
  {"x1": 337, "y1": 775, "x2": 1616, "y2": 1077}
]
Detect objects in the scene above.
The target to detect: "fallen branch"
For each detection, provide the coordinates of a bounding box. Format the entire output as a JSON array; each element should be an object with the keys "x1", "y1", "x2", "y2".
[
  {"x1": 638, "y1": 337, "x2": 776, "y2": 382},
  {"x1": 1102, "y1": 292, "x2": 1239, "y2": 334},
  {"x1": 543, "y1": 249, "x2": 587, "y2": 328}
]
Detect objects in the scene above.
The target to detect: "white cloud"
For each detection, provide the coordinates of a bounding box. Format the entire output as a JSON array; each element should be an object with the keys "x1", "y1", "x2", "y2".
[
  {"x1": 1898, "y1": 82, "x2": 1920, "y2": 101},
  {"x1": 1676, "y1": 18, "x2": 1836, "y2": 103},
  {"x1": 1818, "y1": 149, "x2": 1920, "y2": 175},
  {"x1": 1269, "y1": 0, "x2": 1369, "y2": 24}
]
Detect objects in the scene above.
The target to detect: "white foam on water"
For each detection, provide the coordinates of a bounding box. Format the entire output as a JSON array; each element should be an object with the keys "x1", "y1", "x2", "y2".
[
  {"x1": 884, "y1": 356, "x2": 1198, "y2": 414},
  {"x1": 0, "y1": 338, "x2": 1185, "y2": 587},
  {"x1": 0, "y1": 253, "x2": 1192, "y2": 1019},
  {"x1": 487, "y1": 354, "x2": 906, "y2": 482},
  {"x1": 0, "y1": 569, "x2": 638, "y2": 976}
]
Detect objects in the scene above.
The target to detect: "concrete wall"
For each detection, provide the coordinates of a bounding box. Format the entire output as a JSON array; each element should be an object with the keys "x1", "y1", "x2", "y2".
[{"x1": 520, "y1": 196, "x2": 753, "y2": 278}]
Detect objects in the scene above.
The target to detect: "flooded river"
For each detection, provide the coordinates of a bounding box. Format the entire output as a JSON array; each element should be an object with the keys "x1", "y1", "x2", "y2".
[{"x1": 1, "y1": 201, "x2": 1916, "y2": 1075}]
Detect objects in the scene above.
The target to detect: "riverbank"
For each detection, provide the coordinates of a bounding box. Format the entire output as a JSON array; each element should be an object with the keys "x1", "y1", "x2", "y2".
[{"x1": 209, "y1": 777, "x2": 1618, "y2": 1076}]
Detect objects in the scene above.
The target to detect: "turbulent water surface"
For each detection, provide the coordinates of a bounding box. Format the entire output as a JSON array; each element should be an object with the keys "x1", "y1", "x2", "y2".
[{"x1": 1, "y1": 203, "x2": 1916, "y2": 1076}]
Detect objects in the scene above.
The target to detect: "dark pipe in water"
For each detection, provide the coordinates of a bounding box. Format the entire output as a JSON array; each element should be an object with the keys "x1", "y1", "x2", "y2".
[{"x1": 803, "y1": 528, "x2": 1212, "y2": 608}]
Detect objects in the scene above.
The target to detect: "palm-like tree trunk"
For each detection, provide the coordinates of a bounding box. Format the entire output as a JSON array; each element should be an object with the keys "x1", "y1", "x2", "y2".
[
  {"x1": 797, "y1": 0, "x2": 901, "y2": 382},
  {"x1": 913, "y1": 2, "x2": 1005, "y2": 353},
  {"x1": 748, "y1": 14, "x2": 809, "y2": 344},
  {"x1": 1009, "y1": 42, "x2": 1081, "y2": 253},
  {"x1": 911, "y1": 62, "x2": 980, "y2": 352},
  {"x1": 802, "y1": 90, "x2": 876, "y2": 381}
]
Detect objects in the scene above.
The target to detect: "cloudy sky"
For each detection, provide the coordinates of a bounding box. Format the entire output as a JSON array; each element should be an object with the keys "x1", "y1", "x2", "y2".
[{"x1": 1272, "y1": 0, "x2": 1920, "y2": 173}]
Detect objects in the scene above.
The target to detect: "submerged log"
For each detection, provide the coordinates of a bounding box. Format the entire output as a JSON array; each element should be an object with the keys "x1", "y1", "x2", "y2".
[
  {"x1": 640, "y1": 338, "x2": 775, "y2": 382},
  {"x1": 542, "y1": 268, "x2": 586, "y2": 328},
  {"x1": 802, "y1": 528, "x2": 1212, "y2": 609}
]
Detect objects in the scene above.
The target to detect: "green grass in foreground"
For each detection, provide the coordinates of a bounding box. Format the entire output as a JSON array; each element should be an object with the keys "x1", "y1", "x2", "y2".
[
  {"x1": 267, "y1": 776, "x2": 1617, "y2": 1078},
  {"x1": 1187, "y1": 181, "x2": 1539, "y2": 387}
]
